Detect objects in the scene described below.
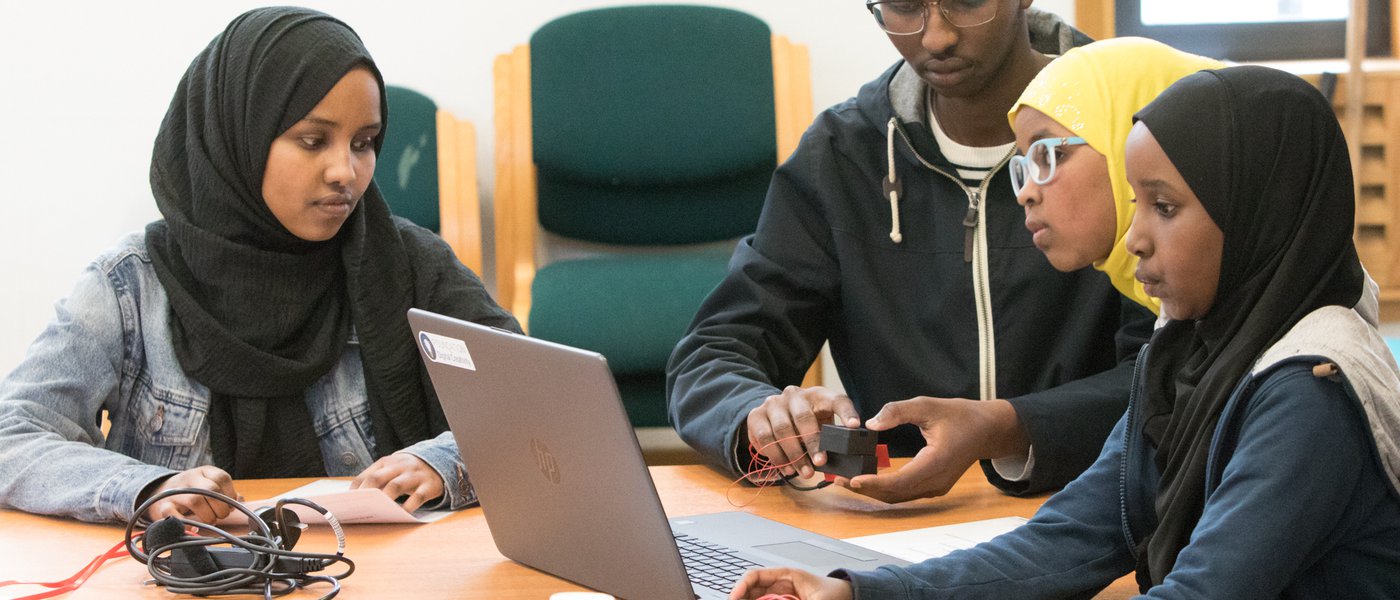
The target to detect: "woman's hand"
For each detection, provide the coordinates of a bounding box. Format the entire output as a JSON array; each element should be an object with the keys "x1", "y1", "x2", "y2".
[
  {"x1": 350, "y1": 452, "x2": 444, "y2": 512},
  {"x1": 842, "y1": 397, "x2": 1028, "y2": 504},
  {"x1": 729, "y1": 567, "x2": 854, "y2": 600},
  {"x1": 141, "y1": 466, "x2": 240, "y2": 523}
]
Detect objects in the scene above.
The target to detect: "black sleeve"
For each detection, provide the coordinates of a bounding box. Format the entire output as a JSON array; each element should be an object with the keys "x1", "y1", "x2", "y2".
[
  {"x1": 665, "y1": 124, "x2": 844, "y2": 476},
  {"x1": 397, "y1": 219, "x2": 521, "y2": 334},
  {"x1": 987, "y1": 295, "x2": 1154, "y2": 495}
]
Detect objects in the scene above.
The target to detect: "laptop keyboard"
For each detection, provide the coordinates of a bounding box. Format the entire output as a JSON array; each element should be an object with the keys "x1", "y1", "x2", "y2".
[{"x1": 674, "y1": 533, "x2": 764, "y2": 592}]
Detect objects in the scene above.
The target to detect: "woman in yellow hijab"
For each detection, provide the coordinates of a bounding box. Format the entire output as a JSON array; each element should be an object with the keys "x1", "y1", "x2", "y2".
[{"x1": 1008, "y1": 37, "x2": 1223, "y2": 313}]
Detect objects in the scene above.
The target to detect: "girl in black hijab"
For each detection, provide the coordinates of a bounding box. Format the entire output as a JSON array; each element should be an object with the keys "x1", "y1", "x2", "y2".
[
  {"x1": 1126, "y1": 65, "x2": 1400, "y2": 591},
  {"x1": 732, "y1": 66, "x2": 1400, "y2": 600},
  {"x1": 0, "y1": 7, "x2": 517, "y2": 524}
]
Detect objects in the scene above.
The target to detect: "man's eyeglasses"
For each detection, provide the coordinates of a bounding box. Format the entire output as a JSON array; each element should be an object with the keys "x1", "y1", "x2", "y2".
[
  {"x1": 865, "y1": 0, "x2": 1000, "y2": 34},
  {"x1": 1009, "y1": 137, "x2": 1089, "y2": 195}
]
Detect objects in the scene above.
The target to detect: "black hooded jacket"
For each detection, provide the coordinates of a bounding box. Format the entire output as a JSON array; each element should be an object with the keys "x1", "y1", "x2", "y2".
[{"x1": 666, "y1": 12, "x2": 1155, "y2": 495}]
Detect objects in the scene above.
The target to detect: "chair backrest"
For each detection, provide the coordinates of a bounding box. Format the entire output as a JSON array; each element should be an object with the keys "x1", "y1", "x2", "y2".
[
  {"x1": 528, "y1": 5, "x2": 777, "y2": 246},
  {"x1": 491, "y1": 6, "x2": 820, "y2": 431},
  {"x1": 494, "y1": 5, "x2": 813, "y2": 319},
  {"x1": 378, "y1": 86, "x2": 441, "y2": 232},
  {"x1": 377, "y1": 85, "x2": 484, "y2": 273}
]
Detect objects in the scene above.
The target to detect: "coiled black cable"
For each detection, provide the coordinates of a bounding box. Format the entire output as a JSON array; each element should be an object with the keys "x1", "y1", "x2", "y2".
[{"x1": 125, "y1": 488, "x2": 354, "y2": 599}]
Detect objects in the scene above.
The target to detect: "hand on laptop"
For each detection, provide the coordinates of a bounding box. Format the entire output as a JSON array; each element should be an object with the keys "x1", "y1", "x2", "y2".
[
  {"x1": 350, "y1": 452, "x2": 444, "y2": 512},
  {"x1": 728, "y1": 567, "x2": 853, "y2": 600},
  {"x1": 840, "y1": 397, "x2": 1029, "y2": 504},
  {"x1": 747, "y1": 386, "x2": 861, "y2": 479}
]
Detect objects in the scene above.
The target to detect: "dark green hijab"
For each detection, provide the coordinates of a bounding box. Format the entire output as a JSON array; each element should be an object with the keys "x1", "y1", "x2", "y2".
[
  {"x1": 1132, "y1": 66, "x2": 1365, "y2": 587},
  {"x1": 146, "y1": 7, "x2": 444, "y2": 477}
]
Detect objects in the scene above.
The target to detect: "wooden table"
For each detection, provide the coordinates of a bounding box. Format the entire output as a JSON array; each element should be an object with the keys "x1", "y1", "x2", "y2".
[{"x1": 0, "y1": 460, "x2": 1137, "y2": 598}]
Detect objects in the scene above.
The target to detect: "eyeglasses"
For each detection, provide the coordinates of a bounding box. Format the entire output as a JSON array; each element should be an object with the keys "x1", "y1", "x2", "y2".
[
  {"x1": 1008, "y1": 136, "x2": 1088, "y2": 195},
  {"x1": 865, "y1": 0, "x2": 1000, "y2": 34}
]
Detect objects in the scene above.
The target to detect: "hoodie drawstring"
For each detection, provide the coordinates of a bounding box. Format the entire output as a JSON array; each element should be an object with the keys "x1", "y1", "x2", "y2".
[{"x1": 885, "y1": 118, "x2": 903, "y2": 244}]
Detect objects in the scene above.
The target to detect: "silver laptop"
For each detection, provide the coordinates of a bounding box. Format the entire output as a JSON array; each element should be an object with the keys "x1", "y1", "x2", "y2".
[{"x1": 407, "y1": 308, "x2": 908, "y2": 599}]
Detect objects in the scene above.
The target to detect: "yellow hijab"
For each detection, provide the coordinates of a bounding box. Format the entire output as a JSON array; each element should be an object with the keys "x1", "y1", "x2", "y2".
[{"x1": 1008, "y1": 37, "x2": 1223, "y2": 313}]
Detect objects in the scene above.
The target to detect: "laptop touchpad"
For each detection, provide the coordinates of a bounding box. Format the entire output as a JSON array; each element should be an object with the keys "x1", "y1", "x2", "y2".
[{"x1": 752, "y1": 541, "x2": 875, "y2": 566}]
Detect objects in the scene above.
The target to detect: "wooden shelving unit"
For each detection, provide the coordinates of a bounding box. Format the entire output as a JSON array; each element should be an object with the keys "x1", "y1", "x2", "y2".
[{"x1": 1327, "y1": 68, "x2": 1400, "y2": 318}]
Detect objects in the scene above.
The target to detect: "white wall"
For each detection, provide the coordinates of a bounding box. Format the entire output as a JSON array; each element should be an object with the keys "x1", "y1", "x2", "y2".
[{"x1": 0, "y1": 0, "x2": 1075, "y2": 375}]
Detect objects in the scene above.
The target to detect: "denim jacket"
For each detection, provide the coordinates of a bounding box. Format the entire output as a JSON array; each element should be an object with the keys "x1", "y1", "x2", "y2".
[{"x1": 0, "y1": 233, "x2": 476, "y2": 523}]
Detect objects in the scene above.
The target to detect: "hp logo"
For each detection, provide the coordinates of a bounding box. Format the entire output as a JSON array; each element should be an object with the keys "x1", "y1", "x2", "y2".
[{"x1": 529, "y1": 438, "x2": 561, "y2": 484}]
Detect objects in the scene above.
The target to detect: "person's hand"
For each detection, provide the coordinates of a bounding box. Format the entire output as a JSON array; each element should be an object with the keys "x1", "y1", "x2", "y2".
[
  {"x1": 747, "y1": 386, "x2": 861, "y2": 479},
  {"x1": 141, "y1": 466, "x2": 240, "y2": 523},
  {"x1": 842, "y1": 397, "x2": 1027, "y2": 504},
  {"x1": 350, "y1": 452, "x2": 444, "y2": 512},
  {"x1": 728, "y1": 567, "x2": 854, "y2": 600}
]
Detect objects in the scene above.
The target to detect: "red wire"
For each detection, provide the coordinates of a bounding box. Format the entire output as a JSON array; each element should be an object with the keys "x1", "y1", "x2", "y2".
[
  {"x1": 726, "y1": 433, "x2": 820, "y2": 507},
  {"x1": 0, "y1": 534, "x2": 137, "y2": 600}
]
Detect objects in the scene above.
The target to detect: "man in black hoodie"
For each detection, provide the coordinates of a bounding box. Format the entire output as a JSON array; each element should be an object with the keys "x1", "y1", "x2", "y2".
[{"x1": 666, "y1": 1, "x2": 1155, "y2": 502}]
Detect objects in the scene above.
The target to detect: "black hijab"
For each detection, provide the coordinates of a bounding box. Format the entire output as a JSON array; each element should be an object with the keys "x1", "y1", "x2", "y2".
[
  {"x1": 1132, "y1": 66, "x2": 1365, "y2": 586},
  {"x1": 146, "y1": 7, "x2": 442, "y2": 478}
]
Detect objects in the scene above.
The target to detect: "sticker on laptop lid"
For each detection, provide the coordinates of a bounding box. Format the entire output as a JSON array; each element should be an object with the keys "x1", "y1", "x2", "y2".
[{"x1": 418, "y1": 331, "x2": 475, "y2": 371}]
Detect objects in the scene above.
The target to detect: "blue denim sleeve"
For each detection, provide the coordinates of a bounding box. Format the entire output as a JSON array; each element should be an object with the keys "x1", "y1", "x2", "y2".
[
  {"x1": 1146, "y1": 365, "x2": 1375, "y2": 599},
  {"x1": 838, "y1": 413, "x2": 1136, "y2": 599},
  {"x1": 399, "y1": 431, "x2": 477, "y2": 510},
  {"x1": 0, "y1": 262, "x2": 176, "y2": 523}
]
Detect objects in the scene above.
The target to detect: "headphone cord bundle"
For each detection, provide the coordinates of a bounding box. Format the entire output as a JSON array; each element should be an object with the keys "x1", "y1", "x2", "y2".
[{"x1": 124, "y1": 488, "x2": 355, "y2": 600}]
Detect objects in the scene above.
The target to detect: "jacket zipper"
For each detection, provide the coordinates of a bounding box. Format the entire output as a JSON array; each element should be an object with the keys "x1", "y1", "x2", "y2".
[
  {"x1": 1119, "y1": 349, "x2": 1148, "y2": 552},
  {"x1": 891, "y1": 121, "x2": 1012, "y2": 401},
  {"x1": 961, "y1": 191, "x2": 979, "y2": 263}
]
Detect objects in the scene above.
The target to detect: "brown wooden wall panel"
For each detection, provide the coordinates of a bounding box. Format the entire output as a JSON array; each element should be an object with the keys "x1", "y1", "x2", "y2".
[{"x1": 1327, "y1": 71, "x2": 1400, "y2": 316}]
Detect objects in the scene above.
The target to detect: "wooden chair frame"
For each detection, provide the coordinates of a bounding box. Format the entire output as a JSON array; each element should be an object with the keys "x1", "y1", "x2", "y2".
[{"x1": 433, "y1": 110, "x2": 484, "y2": 275}]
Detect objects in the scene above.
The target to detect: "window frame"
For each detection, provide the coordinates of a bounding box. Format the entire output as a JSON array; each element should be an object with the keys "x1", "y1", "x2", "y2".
[{"x1": 1110, "y1": 0, "x2": 1392, "y2": 61}]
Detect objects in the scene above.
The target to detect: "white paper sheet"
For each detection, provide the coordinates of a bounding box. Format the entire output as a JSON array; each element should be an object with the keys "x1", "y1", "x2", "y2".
[
  {"x1": 842, "y1": 516, "x2": 1028, "y2": 562},
  {"x1": 218, "y1": 479, "x2": 456, "y2": 526}
]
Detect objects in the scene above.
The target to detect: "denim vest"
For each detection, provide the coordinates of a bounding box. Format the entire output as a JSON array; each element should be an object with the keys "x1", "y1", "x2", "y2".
[{"x1": 0, "y1": 234, "x2": 473, "y2": 523}]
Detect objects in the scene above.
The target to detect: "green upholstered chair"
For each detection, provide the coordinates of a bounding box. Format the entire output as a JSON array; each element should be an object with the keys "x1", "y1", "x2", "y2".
[
  {"x1": 375, "y1": 85, "x2": 484, "y2": 273},
  {"x1": 493, "y1": 5, "x2": 815, "y2": 460}
]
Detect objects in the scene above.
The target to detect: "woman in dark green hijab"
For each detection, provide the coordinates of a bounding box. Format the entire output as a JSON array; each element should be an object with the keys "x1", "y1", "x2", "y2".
[{"x1": 0, "y1": 7, "x2": 517, "y2": 524}]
